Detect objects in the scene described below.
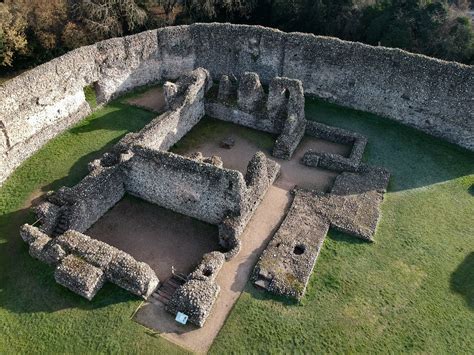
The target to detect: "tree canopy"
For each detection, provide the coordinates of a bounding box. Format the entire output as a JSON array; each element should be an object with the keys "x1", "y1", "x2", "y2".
[{"x1": 0, "y1": 0, "x2": 473, "y2": 71}]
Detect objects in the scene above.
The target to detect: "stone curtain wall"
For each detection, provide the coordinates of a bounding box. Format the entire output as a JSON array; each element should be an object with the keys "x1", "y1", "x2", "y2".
[{"x1": 1, "y1": 24, "x2": 472, "y2": 186}]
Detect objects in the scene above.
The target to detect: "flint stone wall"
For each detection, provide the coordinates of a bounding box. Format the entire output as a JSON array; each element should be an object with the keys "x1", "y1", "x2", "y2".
[
  {"x1": 218, "y1": 152, "x2": 280, "y2": 259},
  {"x1": 166, "y1": 251, "x2": 225, "y2": 327},
  {"x1": 303, "y1": 121, "x2": 367, "y2": 172},
  {"x1": 21, "y1": 226, "x2": 159, "y2": 300},
  {"x1": 253, "y1": 163, "x2": 390, "y2": 300},
  {"x1": 207, "y1": 74, "x2": 306, "y2": 160},
  {"x1": 47, "y1": 165, "x2": 126, "y2": 234},
  {"x1": 1, "y1": 23, "x2": 472, "y2": 187},
  {"x1": 123, "y1": 146, "x2": 247, "y2": 224},
  {"x1": 123, "y1": 68, "x2": 211, "y2": 151}
]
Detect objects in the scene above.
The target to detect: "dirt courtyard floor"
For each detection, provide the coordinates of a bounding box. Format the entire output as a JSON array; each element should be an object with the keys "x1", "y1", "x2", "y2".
[
  {"x1": 86, "y1": 195, "x2": 220, "y2": 282},
  {"x1": 125, "y1": 86, "x2": 166, "y2": 113},
  {"x1": 182, "y1": 128, "x2": 351, "y2": 192}
]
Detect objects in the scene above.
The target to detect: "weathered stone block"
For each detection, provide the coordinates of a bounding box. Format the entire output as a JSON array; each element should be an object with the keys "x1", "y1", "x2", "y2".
[
  {"x1": 237, "y1": 72, "x2": 265, "y2": 112},
  {"x1": 55, "y1": 255, "x2": 106, "y2": 300},
  {"x1": 106, "y1": 251, "x2": 159, "y2": 299},
  {"x1": 166, "y1": 279, "x2": 220, "y2": 327}
]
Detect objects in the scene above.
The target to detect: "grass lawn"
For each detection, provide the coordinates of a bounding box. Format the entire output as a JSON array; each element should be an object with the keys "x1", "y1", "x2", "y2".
[
  {"x1": 210, "y1": 99, "x2": 474, "y2": 353},
  {"x1": 0, "y1": 91, "x2": 472, "y2": 353},
  {"x1": 0, "y1": 98, "x2": 187, "y2": 353},
  {"x1": 171, "y1": 116, "x2": 275, "y2": 155}
]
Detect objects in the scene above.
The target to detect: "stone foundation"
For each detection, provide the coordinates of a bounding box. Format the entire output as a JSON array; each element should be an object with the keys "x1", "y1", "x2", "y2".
[
  {"x1": 253, "y1": 164, "x2": 390, "y2": 299},
  {"x1": 303, "y1": 121, "x2": 368, "y2": 172},
  {"x1": 20, "y1": 69, "x2": 280, "y2": 317}
]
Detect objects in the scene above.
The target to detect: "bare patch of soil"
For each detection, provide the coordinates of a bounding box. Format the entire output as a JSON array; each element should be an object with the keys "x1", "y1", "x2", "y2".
[
  {"x1": 184, "y1": 131, "x2": 351, "y2": 192},
  {"x1": 135, "y1": 186, "x2": 292, "y2": 353},
  {"x1": 125, "y1": 87, "x2": 166, "y2": 113},
  {"x1": 86, "y1": 195, "x2": 220, "y2": 282}
]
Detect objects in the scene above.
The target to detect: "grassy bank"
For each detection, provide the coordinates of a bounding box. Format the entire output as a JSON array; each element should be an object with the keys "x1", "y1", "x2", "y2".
[
  {"x1": 211, "y1": 99, "x2": 474, "y2": 353},
  {"x1": 0, "y1": 99, "x2": 186, "y2": 353}
]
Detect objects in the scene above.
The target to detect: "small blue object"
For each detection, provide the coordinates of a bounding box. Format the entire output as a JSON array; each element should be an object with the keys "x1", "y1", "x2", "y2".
[{"x1": 175, "y1": 312, "x2": 189, "y2": 325}]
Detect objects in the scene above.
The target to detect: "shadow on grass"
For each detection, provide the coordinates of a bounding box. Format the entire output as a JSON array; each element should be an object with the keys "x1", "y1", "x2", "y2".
[
  {"x1": 69, "y1": 103, "x2": 157, "y2": 135},
  {"x1": 0, "y1": 102, "x2": 157, "y2": 316},
  {"x1": 327, "y1": 229, "x2": 368, "y2": 245},
  {"x1": 43, "y1": 104, "x2": 156, "y2": 191},
  {"x1": 0, "y1": 206, "x2": 137, "y2": 315},
  {"x1": 450, "y1": 252, "x2": 474, "y2": 310},
  {"x1": 469, "y1": 184, "x2": 474, "y2": 197},
  {"x1": 245, "y1": 283, "x2": 300, "y2": 307},
  {"x1": 305, "y1": 98, "x2": 474, "y2": 193}
]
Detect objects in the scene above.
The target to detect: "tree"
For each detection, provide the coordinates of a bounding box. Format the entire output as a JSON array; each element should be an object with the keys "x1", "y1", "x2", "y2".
[
  {"x1": 0, "y1": 3, "x2": 28, "y2": 66},
  {"x1": 62, "y1": 22, "x2": 90, "y2": 49},
  {"x1": 182, "y1": 0, "x2": 258, "y2": 22},
  {"x1": 74, "y1": 0, "x2": 148, "y2": 39},
  {"x1": 27, "y1": 0, "x2": 69, "y2": 50},
  {"x1": 361, "y1": 0, "x2": 474, "y2": 63}
]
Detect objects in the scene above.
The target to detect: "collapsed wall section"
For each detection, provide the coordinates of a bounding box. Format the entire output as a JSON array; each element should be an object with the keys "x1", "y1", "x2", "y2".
[{"x1": 20, "y1": 226, "x2": 159, "y2": 300}]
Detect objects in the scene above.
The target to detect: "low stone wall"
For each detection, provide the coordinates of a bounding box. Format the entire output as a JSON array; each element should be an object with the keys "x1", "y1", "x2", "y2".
[
  {"x1": 303, "y1": 121, "x2": 367, "y2": 172},
  {"x1": 42, "y1": 164, "x2": 126, "y2": 236},
  {"x1": 166, "y1": 251, "x2": 225, "y2": 327},
  {"x1": 218, "y1": 152, "x2": 280, "y2": 259},
  {"x1": 253, "y1": 163, "x2": 390, "y2": 299},
  {"x1": 253, "y1": 199, "x2": 329, "y2": 299},
  {"x1": 206, "y1": 74, "x2": 306, "y2": 160},
  {"x1": 123, "y1": 68, "x2": 211, "y2": 151},
  {"x1": 20, "y1": 226, "x2": 159, "y2": 300},
  {"x1": 19, "y1": 69, "x2": 281, "y2": 310}
]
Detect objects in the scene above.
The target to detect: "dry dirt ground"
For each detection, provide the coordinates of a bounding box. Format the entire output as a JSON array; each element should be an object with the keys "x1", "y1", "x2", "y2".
[
  {"x1": 189, "y1": 132, "x2": 351, "y2": 192},
  {"x1": 87, "y1": 196, "x2": 220, "y2": 282},
  {"x1": 125, "y1": 87, "x2": 166, "y2": 113}
]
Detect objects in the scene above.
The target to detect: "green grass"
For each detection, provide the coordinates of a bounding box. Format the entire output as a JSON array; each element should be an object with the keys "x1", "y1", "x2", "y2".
[
  {"x1": 83, "y1": 85, "x2": 98, "y2": 109},
  {"x1": 0, "y1": 100, "x2": 186, "y2": 353},
  {"x1": 211, "y1": 99, "x2": 474, "y2": 353},
  {"x1": 171, "y1": 116, "x2": 275, "y2": 155},
  {"x1": 0, "y1": 92, "x2": 472, "y2": 353}
]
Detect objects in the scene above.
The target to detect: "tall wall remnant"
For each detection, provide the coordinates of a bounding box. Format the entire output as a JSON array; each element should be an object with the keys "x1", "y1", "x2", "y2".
[
  {"x1": 1, "y1": 24, "x2": 472, "y2": 186},
  {"x1": 206, "y1": 74, "x2": 306, "y2": 160}
]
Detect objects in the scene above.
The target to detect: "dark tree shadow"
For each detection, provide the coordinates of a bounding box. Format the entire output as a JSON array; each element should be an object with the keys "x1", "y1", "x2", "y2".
[
  {"x1": 469, "y1": 184, "x2": 474, "y2": 197},
  {"x1": 450, "y1": 252, "x2": 474, "y2": 310}
]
